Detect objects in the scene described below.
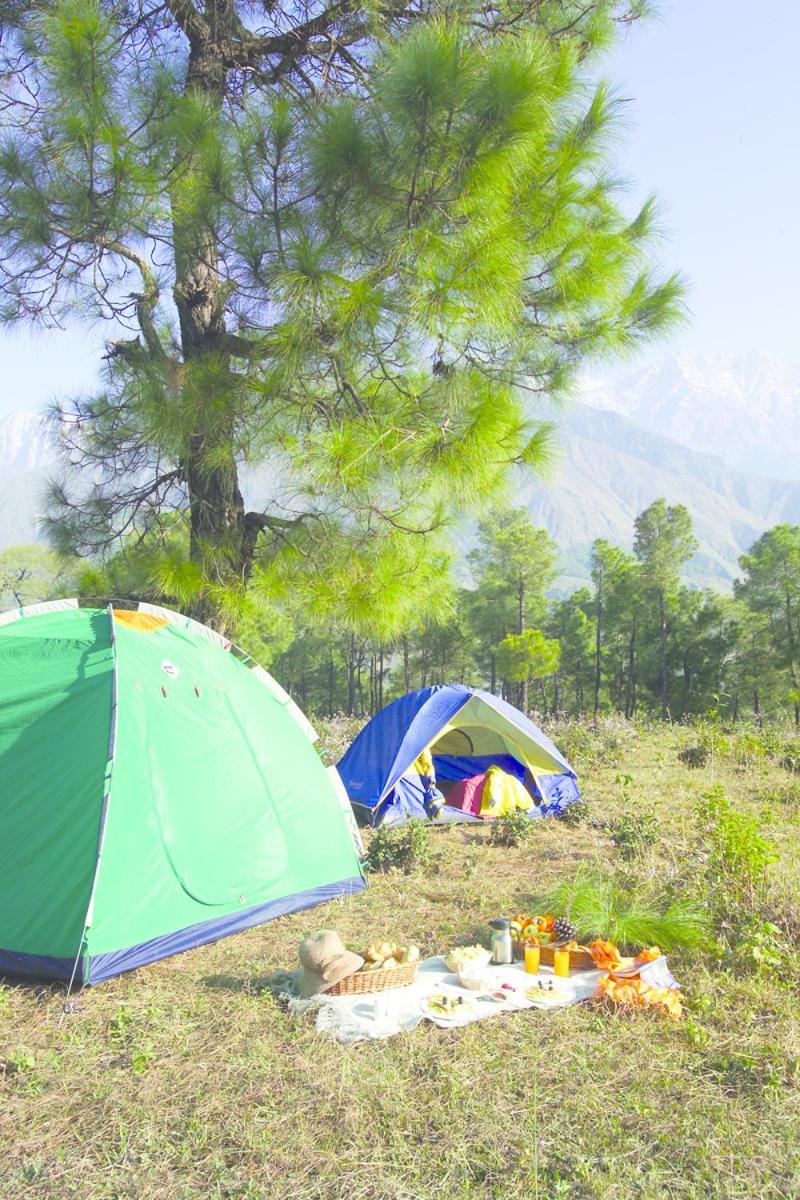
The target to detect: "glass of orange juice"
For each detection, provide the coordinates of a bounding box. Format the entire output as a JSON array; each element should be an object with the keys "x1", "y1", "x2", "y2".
[
  {"x1": 524, "y1": 941, "x2": 540, "y2": 975},
  {"x1": 553, "y1": 945, "x2": 570, "y2": 978}
]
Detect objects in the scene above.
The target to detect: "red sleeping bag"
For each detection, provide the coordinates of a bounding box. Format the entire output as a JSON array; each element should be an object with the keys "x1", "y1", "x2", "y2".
[{"x1": 444, "y1": 772, "x2": 487, "y2": 818}]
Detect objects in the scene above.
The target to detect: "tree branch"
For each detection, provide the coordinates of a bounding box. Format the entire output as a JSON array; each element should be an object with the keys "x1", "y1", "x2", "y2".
[
  {"x1": 93, "y1": 236, "x2": 167, "y2": 361},
  {"x1": 162, "y1": 0, "x2": 210, "y2": 48}
]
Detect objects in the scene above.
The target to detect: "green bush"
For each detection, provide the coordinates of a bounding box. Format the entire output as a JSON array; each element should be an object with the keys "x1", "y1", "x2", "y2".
[
  {"x1": 553, "y1": 722, "x2": 625, "y2": 770},
  {"x1": 556, "y1": 797, "x2": 592, "y2": 828},
  {"x1": 695, "y1": 786, "x2": 777, "y2": 905},
  {"x1": 678, "y1": 744, "x2": 709, "y2": 769},
  {"x1": 732, "y1": 918, "x2": 788, "y2": 973},
  {"x1": 759, "y1": 782, "x2": 800, "y2": 808},
  {"x1": 780, "y1": 741, "x2": 800, "y2": 773},
  {"x1": 530, "y1": 869, "x2": 713, "y2": 952},
  {"x1": 728, "y1": 729, "x2": 782, "y2": 767},
  {"x1": 488, "y1": 810, "x2": 533, "y2": 847},
  {"x1": 607, "y1": 810, "x2": 659, "y2": 860},
  {"x1": 364, "y1": 820, "x2": 431, "y2": 874}
]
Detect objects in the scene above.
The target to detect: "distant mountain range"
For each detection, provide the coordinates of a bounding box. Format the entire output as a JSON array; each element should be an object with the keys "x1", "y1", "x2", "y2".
[
  {"x1": 1, "y1": 351, "x2": 798, "y2": 591},
  {"x1": 520, "y1": 402, "x2": 800, "y2": 592},
  {"x1": 579, "y1": 352, "x2": 800, "y2": 480}
]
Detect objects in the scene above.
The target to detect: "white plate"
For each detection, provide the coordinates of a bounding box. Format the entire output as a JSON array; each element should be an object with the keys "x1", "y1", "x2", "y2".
[{"x1": 420, "y1": 992, "x2": 478, "y2": 1024}]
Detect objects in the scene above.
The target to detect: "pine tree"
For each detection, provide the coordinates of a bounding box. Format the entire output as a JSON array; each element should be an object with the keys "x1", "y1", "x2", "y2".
[
  {"x1": 633, "y1": 500, "x2": 698, "y2": 718},
  {"x1": 0, "y1": 2, "x2": 681, "y2": 630},
  {"x1": 736, "y1": 525, "x2": 800, "y2": 724}
]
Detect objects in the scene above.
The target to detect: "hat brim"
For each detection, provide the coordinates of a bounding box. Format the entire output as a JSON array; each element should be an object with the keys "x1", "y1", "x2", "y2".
[{"x1": 297, "y1": 950, "x2": 364, "y2": 998}]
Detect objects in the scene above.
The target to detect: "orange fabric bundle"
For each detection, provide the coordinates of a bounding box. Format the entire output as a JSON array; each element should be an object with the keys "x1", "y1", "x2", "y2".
[
  {"x1": 595, "y1": 973, "x2": 683, "y2": 1021},
  {"x1": 588, "y1": 939, "x2": 627, "y2": 971},
  {"x1": 634, "y1": 946, "x2": 661, "y2": 964}
]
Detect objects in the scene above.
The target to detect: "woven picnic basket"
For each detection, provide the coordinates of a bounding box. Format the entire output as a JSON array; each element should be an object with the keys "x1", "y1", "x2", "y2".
[{"x1": 326, "y1": 958, "x2": 419, "y2": 995}]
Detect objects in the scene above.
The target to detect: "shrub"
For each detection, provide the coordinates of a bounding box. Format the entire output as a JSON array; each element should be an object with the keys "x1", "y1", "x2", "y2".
[
  {"x1": 695, "y1": 786, "x2": 777, "y2": 906},
  {"x1": 488, "y1": 810, "x2": 534, "y2": 847},
  {"x1": 759, "y1": 782, "x2": 800, "y2": 808},
  {"x1": 554, "y1": 722, "x2": 626, "y2": 770},
  {"x1": 607, "y1": 810, "x2": 659, "y2": 860},
  {"x1": 780, "y1": 742, "x2": 800, "y2": 773},
  {"x1": 556, "y1": 797, "x2": 592, "y2": 828},
  {"x1": 678, "y1": 744, "x2": 709, "y2": 769},
  {"x1": 530, "y1": 870, "x2": 713, "y2": 952},
  {"x1": 732, "y1": 918, "x2": 788, "y2": 973},
  {"x1": 484, "y1": 811, "x2": 534, "y2": 849},
  {"x1": 364, "y1": 820, "x2": 431, "y2": 874},
  {"x1": 728, "y1": 729, "x2": 782, "y2": 767}
]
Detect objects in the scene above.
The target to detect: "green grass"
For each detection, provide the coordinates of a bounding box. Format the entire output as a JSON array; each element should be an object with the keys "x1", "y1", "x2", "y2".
[{"x1": 2, "y1": 723, "x2": 799, "y2": 1199}]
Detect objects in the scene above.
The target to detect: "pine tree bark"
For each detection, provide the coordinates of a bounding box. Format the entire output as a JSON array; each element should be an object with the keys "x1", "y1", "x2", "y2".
[
  {"x1": 171, "y1": 20, "x2": 255, "y2": 629},
  {"x1": 659, "y1": 591, "x2": 669, "y2": 719},
  {"x1": 593, "y1": 579, "x2": 603, "y2": 720},
  {"x1": 518, "y1": 576, "x2": 528, "y2": 712}
]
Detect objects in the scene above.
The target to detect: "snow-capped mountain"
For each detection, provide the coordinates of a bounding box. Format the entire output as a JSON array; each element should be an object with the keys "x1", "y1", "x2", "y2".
[
  {"x1": 579, "y1": 352, "x2": 800, "y2": 480},
  {"x1": 0, "y1": 411, "x2": 58, "y2": 473},
  {"x1": 0, "y1": 411, "x2": 60, "y2": 547}
]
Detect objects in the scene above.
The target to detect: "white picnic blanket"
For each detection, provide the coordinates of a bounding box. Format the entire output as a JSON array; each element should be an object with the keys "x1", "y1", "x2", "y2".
[{"x1": 272, "y1": 956, "x2": 603, "y2": 1045}]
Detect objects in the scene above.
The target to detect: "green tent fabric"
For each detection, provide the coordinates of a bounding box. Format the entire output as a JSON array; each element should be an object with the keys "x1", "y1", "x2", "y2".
[{"x1": 0, "y1": 603, "x2": 365, "y2": 984}]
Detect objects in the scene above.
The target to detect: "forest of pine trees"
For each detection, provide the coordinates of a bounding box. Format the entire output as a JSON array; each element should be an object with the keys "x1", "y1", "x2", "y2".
[
  {"x1": 3, "y1": 501, "x2": 798, "y2": 725},
  {"x1": 264, "y1": 501, "x2": 800, "y2": 724}
]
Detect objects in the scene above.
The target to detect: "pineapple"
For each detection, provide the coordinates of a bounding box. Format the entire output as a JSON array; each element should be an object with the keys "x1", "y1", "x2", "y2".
[{"x1": 552, "y1": 916, "x2": 578, "y2": 944}]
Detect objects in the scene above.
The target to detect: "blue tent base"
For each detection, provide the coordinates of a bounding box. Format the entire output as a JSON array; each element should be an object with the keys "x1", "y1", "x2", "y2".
[
  {"x1": 0, "y1": 948, "x2": 79, "y2": 984},
  {"x1": 0, "y1": 876, "x2": 366, "y2": 986}
]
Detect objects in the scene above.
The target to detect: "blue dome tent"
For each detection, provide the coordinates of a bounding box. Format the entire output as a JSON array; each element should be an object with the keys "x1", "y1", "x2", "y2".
[{"x1": 337, "y1": 684, "x2": 581, "y2": 827}]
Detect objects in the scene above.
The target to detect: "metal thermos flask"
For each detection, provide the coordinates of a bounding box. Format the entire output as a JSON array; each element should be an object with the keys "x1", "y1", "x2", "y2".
[{"x1": 489, "y1": 918, "x2": 514, "y2": 965}]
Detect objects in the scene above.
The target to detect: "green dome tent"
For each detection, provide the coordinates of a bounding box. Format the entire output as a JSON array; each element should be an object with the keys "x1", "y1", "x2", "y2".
[{"x1": 0, "y1": 601, "x2": 364, "y2": 985}]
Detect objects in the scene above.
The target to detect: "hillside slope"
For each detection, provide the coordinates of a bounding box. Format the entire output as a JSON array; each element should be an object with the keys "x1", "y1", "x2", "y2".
[{"x1": 519, "y1": 403, "x2": 800, "y2": 591}]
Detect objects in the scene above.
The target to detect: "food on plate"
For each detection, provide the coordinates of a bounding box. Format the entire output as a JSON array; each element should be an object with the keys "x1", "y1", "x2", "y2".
[
  {"x1": 457, "y1": 968, "x2": 496, "y2": 992},
  {"x1": 444, "y1": 944, "x2": 492, "y2": 974},
  {"x1": 524, "y1": 978, "x2": 569, "y2": 1007},
  {"x1": 422, "y1": 992, "x2": 477, "y2": 1021}
]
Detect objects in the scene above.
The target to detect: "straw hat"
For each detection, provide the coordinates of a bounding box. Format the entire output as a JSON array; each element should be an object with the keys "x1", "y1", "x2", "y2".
[{"x1": 297, "y1": 930, "x2": 364, "y2": 998}]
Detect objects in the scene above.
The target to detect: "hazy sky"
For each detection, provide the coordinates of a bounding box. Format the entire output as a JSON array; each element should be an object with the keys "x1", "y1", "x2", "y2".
[{"x1": 1, "y1": 0, "x2": 798, "y2": 418}]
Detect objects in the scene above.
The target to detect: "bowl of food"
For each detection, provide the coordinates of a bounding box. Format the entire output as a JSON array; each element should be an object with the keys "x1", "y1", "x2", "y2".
[
  {"x1": 444, "y1": 944, "x2": 492, "y2": 974},
  {"x1": 457, "y1": 966, "x2": 496, "y2": 992}
]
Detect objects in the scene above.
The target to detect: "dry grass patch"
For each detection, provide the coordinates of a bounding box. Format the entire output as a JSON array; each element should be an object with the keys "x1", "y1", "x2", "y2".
[{"x1": 2, "y1": 725, "x2": 799, "y2": 1199}]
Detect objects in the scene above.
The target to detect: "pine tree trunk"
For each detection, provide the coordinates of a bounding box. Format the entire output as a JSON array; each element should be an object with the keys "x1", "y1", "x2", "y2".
[
  {"x1": 659, "y1": 591, "x2": 669, "y2": 719},
  {"x1": 347, "y1": 634, "x2": 356, "y2": 715},
  {"x1": 172, "y1": 35, "x2": 253, "y2": 631},
  {"x1": 356, "y1": 648, "x2": 365, "y2": 716},
  {"x1": 593, "y1": 582, "x2": 602, "y2": 719},
  {"x1": 403, "y1": 637, "x2": 410, "y2": 693},
  {"x1": 784, "y1": 592, "x2": 800, "y2": 725},
  {"x1": 625, "y1": 616, "x2": 637, "y2": 719}
]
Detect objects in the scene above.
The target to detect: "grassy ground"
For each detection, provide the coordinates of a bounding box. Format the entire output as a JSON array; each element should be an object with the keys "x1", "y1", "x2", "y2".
[{"x1": 2, "y1": 721, "x2": 799, "y2": 1199}]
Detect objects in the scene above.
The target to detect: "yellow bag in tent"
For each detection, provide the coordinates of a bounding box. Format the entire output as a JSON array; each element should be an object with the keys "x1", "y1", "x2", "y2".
[{"x1": 479, "y1": 765, "x2": 533, "y2": 819}]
